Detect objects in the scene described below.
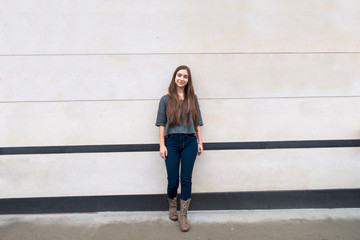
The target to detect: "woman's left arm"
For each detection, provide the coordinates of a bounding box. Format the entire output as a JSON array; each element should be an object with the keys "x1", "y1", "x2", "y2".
[{"x1": 196, "y1": 125, "x2": 203, "y2": 156}]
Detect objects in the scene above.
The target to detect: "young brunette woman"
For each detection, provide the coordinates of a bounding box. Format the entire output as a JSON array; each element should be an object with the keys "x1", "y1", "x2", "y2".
[{"x1": 155, "y1": 65, "x2": 203, "y2": 232}]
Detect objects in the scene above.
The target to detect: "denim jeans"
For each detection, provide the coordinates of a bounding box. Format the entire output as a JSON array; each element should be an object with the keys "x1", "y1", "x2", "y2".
[{"x1": 165, "y1": 133, "x2": 198, "y2": 201}]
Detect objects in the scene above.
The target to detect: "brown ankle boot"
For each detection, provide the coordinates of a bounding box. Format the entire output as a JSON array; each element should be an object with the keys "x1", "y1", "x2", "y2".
[
  {"x1": 167, "y1": 197, "x2": 178, "y2": 221},
  {"x1": 180, "y1": 198, "x2": 191, "y2": 232}
]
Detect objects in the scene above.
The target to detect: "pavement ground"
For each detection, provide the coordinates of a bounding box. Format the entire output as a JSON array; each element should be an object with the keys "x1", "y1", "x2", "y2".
[{"x1": 1, "y1": 208, "x2": 360, "y2": 240}]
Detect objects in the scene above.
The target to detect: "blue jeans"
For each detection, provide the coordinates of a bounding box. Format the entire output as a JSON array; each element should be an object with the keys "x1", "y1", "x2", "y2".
[{"x1": 165, "y1": 133, "x2": 198, "y2": 201}]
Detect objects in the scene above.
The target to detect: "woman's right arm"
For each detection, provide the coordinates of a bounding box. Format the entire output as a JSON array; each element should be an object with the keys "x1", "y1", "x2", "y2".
[{"x1": 159, "y1": 126, "x2": 167, "y2": 160}]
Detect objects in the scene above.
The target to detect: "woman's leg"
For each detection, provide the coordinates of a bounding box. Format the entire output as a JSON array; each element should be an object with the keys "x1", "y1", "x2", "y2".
[
  {"x1": 165, "y1": 135, "x2": 181, "y2": 199},
  {"x1": 178, "y1": 135, "x2": 197, "y2": 232},
  {"x1": 179, "y1": 135, "x2": 198, "y2": 200}
]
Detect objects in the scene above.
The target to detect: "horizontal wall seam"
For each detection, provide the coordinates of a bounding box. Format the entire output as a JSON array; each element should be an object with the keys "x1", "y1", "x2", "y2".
[
  {"x1": 1, "y1": 95, "x2": 360, "y2": 104},
  {"x1": 1, "y1": 189, "x2": 359, "y2": 214},
  {"x1": 1, "y1": 139, "x2": 359, "y2": 155},
  {"x1": 1, "y1": 51, "x2": 360, "y2": 57}
]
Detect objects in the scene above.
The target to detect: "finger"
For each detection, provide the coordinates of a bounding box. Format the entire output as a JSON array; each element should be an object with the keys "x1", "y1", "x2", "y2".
[{"x1": 164, "y1": 150, "x2": 167, "y2": 160}]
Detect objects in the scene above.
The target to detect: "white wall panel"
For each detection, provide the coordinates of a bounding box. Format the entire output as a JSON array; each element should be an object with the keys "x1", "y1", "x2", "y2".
[
  {"x1": 201, "y1": 98, "x2": 360, "y2": 142},
  {"x1": 1, "y1": 0, "x2": 360, "y2": 54},
  {"x1": 193, "y1": 148, "x2": 360, "y2": 193},
  {"x1": 0, "y1": 101, "x2": 159, "y2": 147},
  {"x1": 0, "y1": 98, "x2": 359, "y2": 147},
  {"x1": 0, "y1": 152, "x2": 167, "y2": 198},
  {"x1": 1, "y1": 148, "x2": 359, "y2": 198},
  {"x1": 1, "y1": 54, "x2": 360, "y2": 102}
]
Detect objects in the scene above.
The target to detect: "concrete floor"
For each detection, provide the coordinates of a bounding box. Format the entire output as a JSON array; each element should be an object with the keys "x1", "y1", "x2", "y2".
[{"x1": 1, "y1": 209, "x2": 360, "y2": 240}]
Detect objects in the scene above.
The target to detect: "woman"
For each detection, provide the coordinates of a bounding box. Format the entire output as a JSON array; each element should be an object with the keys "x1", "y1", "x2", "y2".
[{"x1": 155, "y1": 65, "x2": 204, "y2": 232}]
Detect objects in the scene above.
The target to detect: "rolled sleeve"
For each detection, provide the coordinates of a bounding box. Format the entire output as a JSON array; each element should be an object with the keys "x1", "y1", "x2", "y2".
[
  {"x1": 155, "y1": 95, "x2": 167, "y2": 126},
  {"x1": 196, "y1": 96, "x2": 204, "y2": 126}
]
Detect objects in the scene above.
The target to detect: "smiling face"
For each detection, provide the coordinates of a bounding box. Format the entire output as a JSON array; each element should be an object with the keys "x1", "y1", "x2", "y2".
[{"x1": 174, "y1": 69, "x2": 189, "y2": 89}]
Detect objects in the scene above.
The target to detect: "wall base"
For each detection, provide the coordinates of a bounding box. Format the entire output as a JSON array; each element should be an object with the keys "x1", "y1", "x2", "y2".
[{"x1": 1, "y1": 189, "x2": 359, "y2": 214}]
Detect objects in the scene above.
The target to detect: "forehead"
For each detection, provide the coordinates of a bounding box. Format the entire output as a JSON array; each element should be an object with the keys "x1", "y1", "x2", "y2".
[{"x1": 177, "y1": 69, "x2": 188, "y2": 75}]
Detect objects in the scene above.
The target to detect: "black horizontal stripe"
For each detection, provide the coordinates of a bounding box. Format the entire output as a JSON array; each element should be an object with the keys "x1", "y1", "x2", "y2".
[
  {"x1": 1, "y1": 139, "x2": 359, "y2": 155},
  {"x1": 0, "y1": 144, "x2": 158, "y2": 155},
  {"x1": 1, "y1": 189, "x2": 359, "y2": 214}
]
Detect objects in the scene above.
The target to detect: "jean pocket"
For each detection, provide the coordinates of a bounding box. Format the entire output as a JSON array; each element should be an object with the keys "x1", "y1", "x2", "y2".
[
  {"x1": 185, "y1": 134, "x2": 196, "y2": 138},
  {"x1": 165, "y1": 134, "x2": 174, "y2": 140}
]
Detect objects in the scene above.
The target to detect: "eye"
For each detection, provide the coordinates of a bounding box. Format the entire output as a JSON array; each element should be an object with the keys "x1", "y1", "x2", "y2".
[
  {"x1": 183, "y1": 75, "x2": 188, "y2": 79},
  {"x1": 177, "y1": 73, "x2": 182, "y2": 77}
]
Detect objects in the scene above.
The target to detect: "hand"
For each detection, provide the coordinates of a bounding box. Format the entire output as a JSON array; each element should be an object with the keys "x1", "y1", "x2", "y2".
[
  {"x1": 197, "y1": 143, "x2": 203, "y2": 156},
  {"x1": 160, "y1": 145, "x2": 168, "y2": 160}
]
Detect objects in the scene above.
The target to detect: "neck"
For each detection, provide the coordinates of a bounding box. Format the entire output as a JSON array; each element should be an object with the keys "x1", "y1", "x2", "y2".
[
  {"x1": 176, "y1": 88, "x2": 185, "y2": 100},
  {"x1": 177, "y1": 87, "x2": 185, "y2": 96}
]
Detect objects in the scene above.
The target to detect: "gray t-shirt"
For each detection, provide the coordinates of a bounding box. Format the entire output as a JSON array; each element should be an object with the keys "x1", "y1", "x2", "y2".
[{"x1": 155, "y1": 94, "x2": 203, "y2": 137}]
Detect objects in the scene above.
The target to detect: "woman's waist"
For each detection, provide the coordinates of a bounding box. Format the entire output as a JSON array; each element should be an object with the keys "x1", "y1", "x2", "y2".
[{"x1": 166, "y1": 133, "x2": 196, "y2": 137}]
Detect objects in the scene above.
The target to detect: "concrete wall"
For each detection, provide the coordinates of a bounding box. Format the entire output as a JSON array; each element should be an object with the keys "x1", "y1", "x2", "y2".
[{"x1": 1, "y1": 0, "x2": 360, "y2": 199}]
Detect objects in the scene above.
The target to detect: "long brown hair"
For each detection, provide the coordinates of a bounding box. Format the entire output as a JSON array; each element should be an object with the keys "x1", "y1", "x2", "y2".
[{"x1": 166, "y1": 65, "x2": 199, "y2": 128}]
